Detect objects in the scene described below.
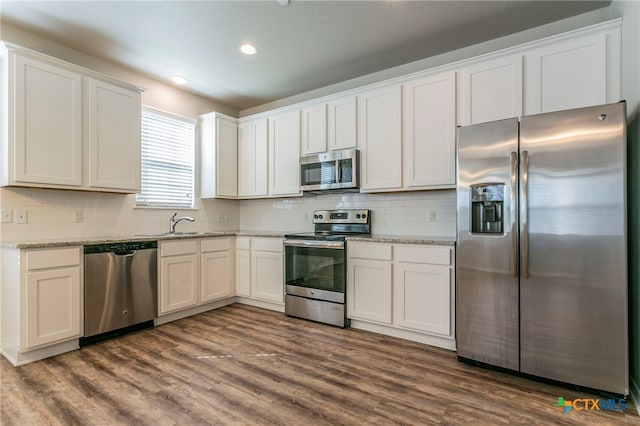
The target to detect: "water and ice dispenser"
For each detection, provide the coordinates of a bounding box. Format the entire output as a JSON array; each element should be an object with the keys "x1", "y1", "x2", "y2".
[{"x1": 471, "y1": 184, "x2": 504, "y2": 234}]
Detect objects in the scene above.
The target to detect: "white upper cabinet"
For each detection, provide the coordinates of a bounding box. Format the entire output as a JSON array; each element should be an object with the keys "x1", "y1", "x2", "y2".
[
  {"x1": 300, "y1": 103, "x2": 327, "y2": 155},
  {"x1": 200, "y1": 113, "x2": 238, "y2": 199},
  {"x1": 268, "y1": 109, "x2": 301, "y2": 197},
  {"x1": 358, "y1": 85, "x2": 402, "y2": 192},
  {"x1": 9, "y1": 53, "x2": 83, "y2": 187},
  {"x1": 88, "y1": 78, "x2": 140, "y2": 192},
  {"x1": 1, "y1": 43, "x2": 142, "y2": 193},
  {"x1": 301, "y1": 96, "x2": 357, "y2": 155},
  {"x1": 525, "y1": 33, "x2": 608, "y2": 114},
  {"x1": 327, "y1": 95, "x2": 357, "y2": 151},
  {"x1": 402, "y1": 71, "x2": 456, "y2": 189},
  {"x1": 459, "y1": 54, "x2": 523, "y2": 125},
  {"x1": 237, "y1": 117, "x2": 268, "y2": 198}
]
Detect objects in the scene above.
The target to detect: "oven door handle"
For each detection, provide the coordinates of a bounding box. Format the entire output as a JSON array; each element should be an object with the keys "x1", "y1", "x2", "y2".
[{"x1": 284, "y1": 239, "x2": 345, "y2": 249}]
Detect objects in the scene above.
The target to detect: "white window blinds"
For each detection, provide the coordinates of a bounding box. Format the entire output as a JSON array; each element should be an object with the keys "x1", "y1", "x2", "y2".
[{"x1": 136, "y1": 107, "x2": 195, "y2": 208}]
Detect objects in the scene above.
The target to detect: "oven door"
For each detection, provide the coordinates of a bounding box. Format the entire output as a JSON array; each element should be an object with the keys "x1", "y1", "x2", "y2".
[{"x1": 284, "y1": 239, "x2": 345, "y2": 296}]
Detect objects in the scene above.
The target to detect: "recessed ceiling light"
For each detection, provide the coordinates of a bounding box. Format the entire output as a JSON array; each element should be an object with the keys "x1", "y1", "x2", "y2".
[
  {"x1": 171, "y1": 75, "x2": 187, "y2": 85},
  {"x1": 239, "y1": 43, "x2": 258, "y2": 55},
  {"x1": 276, "y1": 0, "x2": 290, "y2": 5}
]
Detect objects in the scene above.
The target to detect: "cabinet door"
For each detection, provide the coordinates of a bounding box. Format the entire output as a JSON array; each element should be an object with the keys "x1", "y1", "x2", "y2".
[
  {"x1": 159, "y1": 254, "x2": 199, "y2": 315},
  {"x1": 526, "y1": 34, "x2": 607, "y2": 114},
  {"x1": 403, "y1": 72, "x2": 456, "y2": 188},
  {"x1": 347, "y1": 258, "x2": 392, "y2": 323},
  {"x1": 269, "y1": 110, "x2": 301, "y2": 197},
  {"x1": 235, "y1": 250, "x2": 251, "y2": 297},
  {"x1": 394, "y1": 262, "x2": 451, "y2": 336},
  {"x1": 301, "y1": 103, "x2": 327, "y2": 155},
  {"x1": 216, "y1": 117, "x2": 238, "y2": 197},
  {"x1": 88, "y1": 79, "x2": 140, "y2": 192},
  {"x1": 24, "y1": 267, "x2": 81, "y2": 349},
  {"x1": 238, "y1": 118, "x2": 268, "y2": 197},
  {"x1": 251, "y1": 251, "x2": 284, "y2": 303},
  {"x1": 201, "y1": 115, "x2": 237, "y2": 198},
  {"x1": 201, "y1": 251, "x2": 233, "y2": 302},
  {"x1": 327, "y1": 95, "x2": 357, "y2": 151},
  {"x1": 358, "y1": 85, "x2": 402, "y2": 191},
  {"x1": 459, "y1": 54, "x2": 523, "y2": 125},
  {"x1": 12, "y1": 54, "x2": 82, "y2": 186}
]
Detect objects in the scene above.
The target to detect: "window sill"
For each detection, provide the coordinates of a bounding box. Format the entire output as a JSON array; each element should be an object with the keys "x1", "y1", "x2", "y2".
[{"x1": 134, "y1": 205, "x2": 198, "y2": 211}]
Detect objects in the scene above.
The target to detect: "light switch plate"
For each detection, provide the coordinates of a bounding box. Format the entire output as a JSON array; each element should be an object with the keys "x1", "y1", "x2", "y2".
[
  {"x1": 428, "y1": 209, "x2": 437, "y2": 222},
  {"x1": 15, "y1": 209, "x2": 28, "y2": 224},
  {"x1": 72, "y1": 210, "x2": 84, "y2": 223},
  {"x1": 0, "y1": 209, "x2": 12, "y2": 223}
]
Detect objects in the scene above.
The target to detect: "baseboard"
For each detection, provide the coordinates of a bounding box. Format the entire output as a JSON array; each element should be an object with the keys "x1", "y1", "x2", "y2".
[
  {"x1": 235, "y1": 297, "x2": 285, "y2": 312},
  {"x1": 631, "y1": 377, "x2": 640, "y2": 416},
  {"x1": 154, "y1": 298, "x2": 236, "y2": 326},
  {"x1": 349, "y1": 319, "x2": 456, "y2": 351}
]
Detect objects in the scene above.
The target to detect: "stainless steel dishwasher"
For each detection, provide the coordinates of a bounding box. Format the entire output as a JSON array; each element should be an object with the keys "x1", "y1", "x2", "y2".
[{"x1": 82, "y1": 241, "x2": 157, "y2": 345}]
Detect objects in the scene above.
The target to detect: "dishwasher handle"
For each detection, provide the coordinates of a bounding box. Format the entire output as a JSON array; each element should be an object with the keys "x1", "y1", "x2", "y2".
[{"x1": 114, "y1": 250, "x2": 135, "y2": 256}]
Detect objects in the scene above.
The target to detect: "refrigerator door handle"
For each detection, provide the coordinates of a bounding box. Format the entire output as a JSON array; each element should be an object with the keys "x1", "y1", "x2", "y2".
[
  {"x1": 520, "y1": 150, "x2": 529, "y2": 279},
  {"x1": 510, "y1": 151, "x2": 518, "y2": 277}
]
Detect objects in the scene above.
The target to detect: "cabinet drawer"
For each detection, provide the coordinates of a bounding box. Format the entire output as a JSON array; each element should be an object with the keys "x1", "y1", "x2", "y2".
[
  {"x1": 160, "y1": 240, "x2": 198, "y2": 257},
  {"x1": 26, "y1": 247, "x2": 81, "y2": 270},
  {"x1": 252, "y1": 238, "x2": 282, "y2": 253},
  {"x1": 236, "y1": 237, "x2": 251, "y2": 251},
  {"x1": 348, "y1": 242, "x2": 392, "y2": 261},
  {"x1": 395, "y1": 244, "x2": 451, "y2": 265},
  {"x1": 201, "y1": 238, "x2": 230, "y2": 253}
]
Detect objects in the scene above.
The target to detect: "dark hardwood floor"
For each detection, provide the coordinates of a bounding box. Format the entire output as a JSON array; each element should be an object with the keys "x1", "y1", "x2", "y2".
[{"x1": 1, "y1": 304, "x2": 638, "y2": 425}]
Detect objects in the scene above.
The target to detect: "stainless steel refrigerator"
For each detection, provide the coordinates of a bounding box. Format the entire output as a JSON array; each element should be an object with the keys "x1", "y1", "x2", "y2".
[{"x1": 456, "y1": 102, "x2": 628, "y2": 395}]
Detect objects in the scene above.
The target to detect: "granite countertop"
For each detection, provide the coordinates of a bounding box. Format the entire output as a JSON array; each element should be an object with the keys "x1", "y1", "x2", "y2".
[
  {"x1": 2, "y1": 231, "x2": 454, "y2": 249},
  {"x1": 347, "y1": 234, "x2": 456, "y2": 246},
  {"x1": 2, "y1": 230, "x2": 285, "y2": 249}
]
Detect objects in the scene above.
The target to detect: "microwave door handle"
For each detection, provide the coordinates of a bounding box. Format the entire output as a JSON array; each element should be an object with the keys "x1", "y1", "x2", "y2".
[{"x1": 335, "y1": 160, "x2": 341, "y2": 183}]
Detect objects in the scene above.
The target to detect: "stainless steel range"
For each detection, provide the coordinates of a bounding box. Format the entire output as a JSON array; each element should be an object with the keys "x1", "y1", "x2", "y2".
[{"x1": 284, "y1": 209, "x2": 371, "y2": 327}]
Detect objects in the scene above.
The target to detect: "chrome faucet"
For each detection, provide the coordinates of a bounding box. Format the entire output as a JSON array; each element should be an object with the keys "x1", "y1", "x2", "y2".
[{"x1": 169, "y1": 212, "x2": 195, "y2": 233}]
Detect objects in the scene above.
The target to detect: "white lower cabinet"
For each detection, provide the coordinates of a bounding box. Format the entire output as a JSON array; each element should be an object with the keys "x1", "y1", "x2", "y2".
[
  {"x1": 159, "y1": 240, "x2": 199, "y2": 314},
  {"x1": 201, "y1": 239, "x2": 234, "y2": 302},
  {"x1": 158, "y1": 238, "x2": 234, "y2": 317},
  {"x1": 394, "y1": 262, "x2": 450, "y2": 336},
  {"x1": 1, "y1": 246, "x2": 83, "y2": 366},
  {"x1": 235, "y1": 237, "x2": 284, "y2": 310},
  {"x1": 347, "y1": 241, "x2": 455, "y2": 349},
  {"x1": 347, "y1": 243, "x2": 393, "y2": 324}
]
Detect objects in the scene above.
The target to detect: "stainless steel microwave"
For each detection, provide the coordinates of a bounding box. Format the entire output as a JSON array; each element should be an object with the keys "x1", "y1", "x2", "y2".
[{"x1": 300, "y1": 148, "x2": 360, "y2": 193}]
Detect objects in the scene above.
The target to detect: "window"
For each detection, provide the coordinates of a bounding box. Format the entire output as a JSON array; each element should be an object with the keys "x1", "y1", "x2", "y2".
[{"x1": 137, "y1": 107, "x2": 196, "y2": 208}]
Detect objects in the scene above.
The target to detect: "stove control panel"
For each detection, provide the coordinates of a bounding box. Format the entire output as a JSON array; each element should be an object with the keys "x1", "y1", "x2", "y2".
[{"x1": 312, "y1": 209, "x2": 370, "y2": 224}]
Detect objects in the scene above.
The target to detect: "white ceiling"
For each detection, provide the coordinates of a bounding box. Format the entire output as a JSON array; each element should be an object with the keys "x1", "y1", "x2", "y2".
[{"x1": 0, "y1": 1, "x2": 609, "y2": 111}]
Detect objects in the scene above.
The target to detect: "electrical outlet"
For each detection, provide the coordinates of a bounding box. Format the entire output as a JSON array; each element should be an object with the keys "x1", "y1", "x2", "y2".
[
  {"x1": 15, "y1": 209, "x2": 28, "y2": 224},
  {"x1": 0, "y1": 209, "x2": 12, "y2": 223},
  {"x1": 428, "y1": 209, "x2": 437, "y2": 222},
  {"x1": 72, "y1": 210, "x2": 84, "y2": 223},
  {"x1": 217, "y1": 213, "x2": 224, "y2": 222}
]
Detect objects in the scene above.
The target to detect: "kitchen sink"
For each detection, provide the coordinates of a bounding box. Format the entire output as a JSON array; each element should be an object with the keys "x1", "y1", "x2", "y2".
[{"x1": 136, "y1": 231, "x2": 226, "y2": 238}]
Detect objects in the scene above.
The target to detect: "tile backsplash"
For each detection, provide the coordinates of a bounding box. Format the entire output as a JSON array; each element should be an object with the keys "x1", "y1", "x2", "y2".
[
  {"x1": 0, "y1": 187, "x2": 239, "y2": 242},
  {"x1": 239, "y1": 190, "x2": 457, "y2": 236},
  {"x1": 0, "y1": 188, "x2": 456, "y2": 242}
]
